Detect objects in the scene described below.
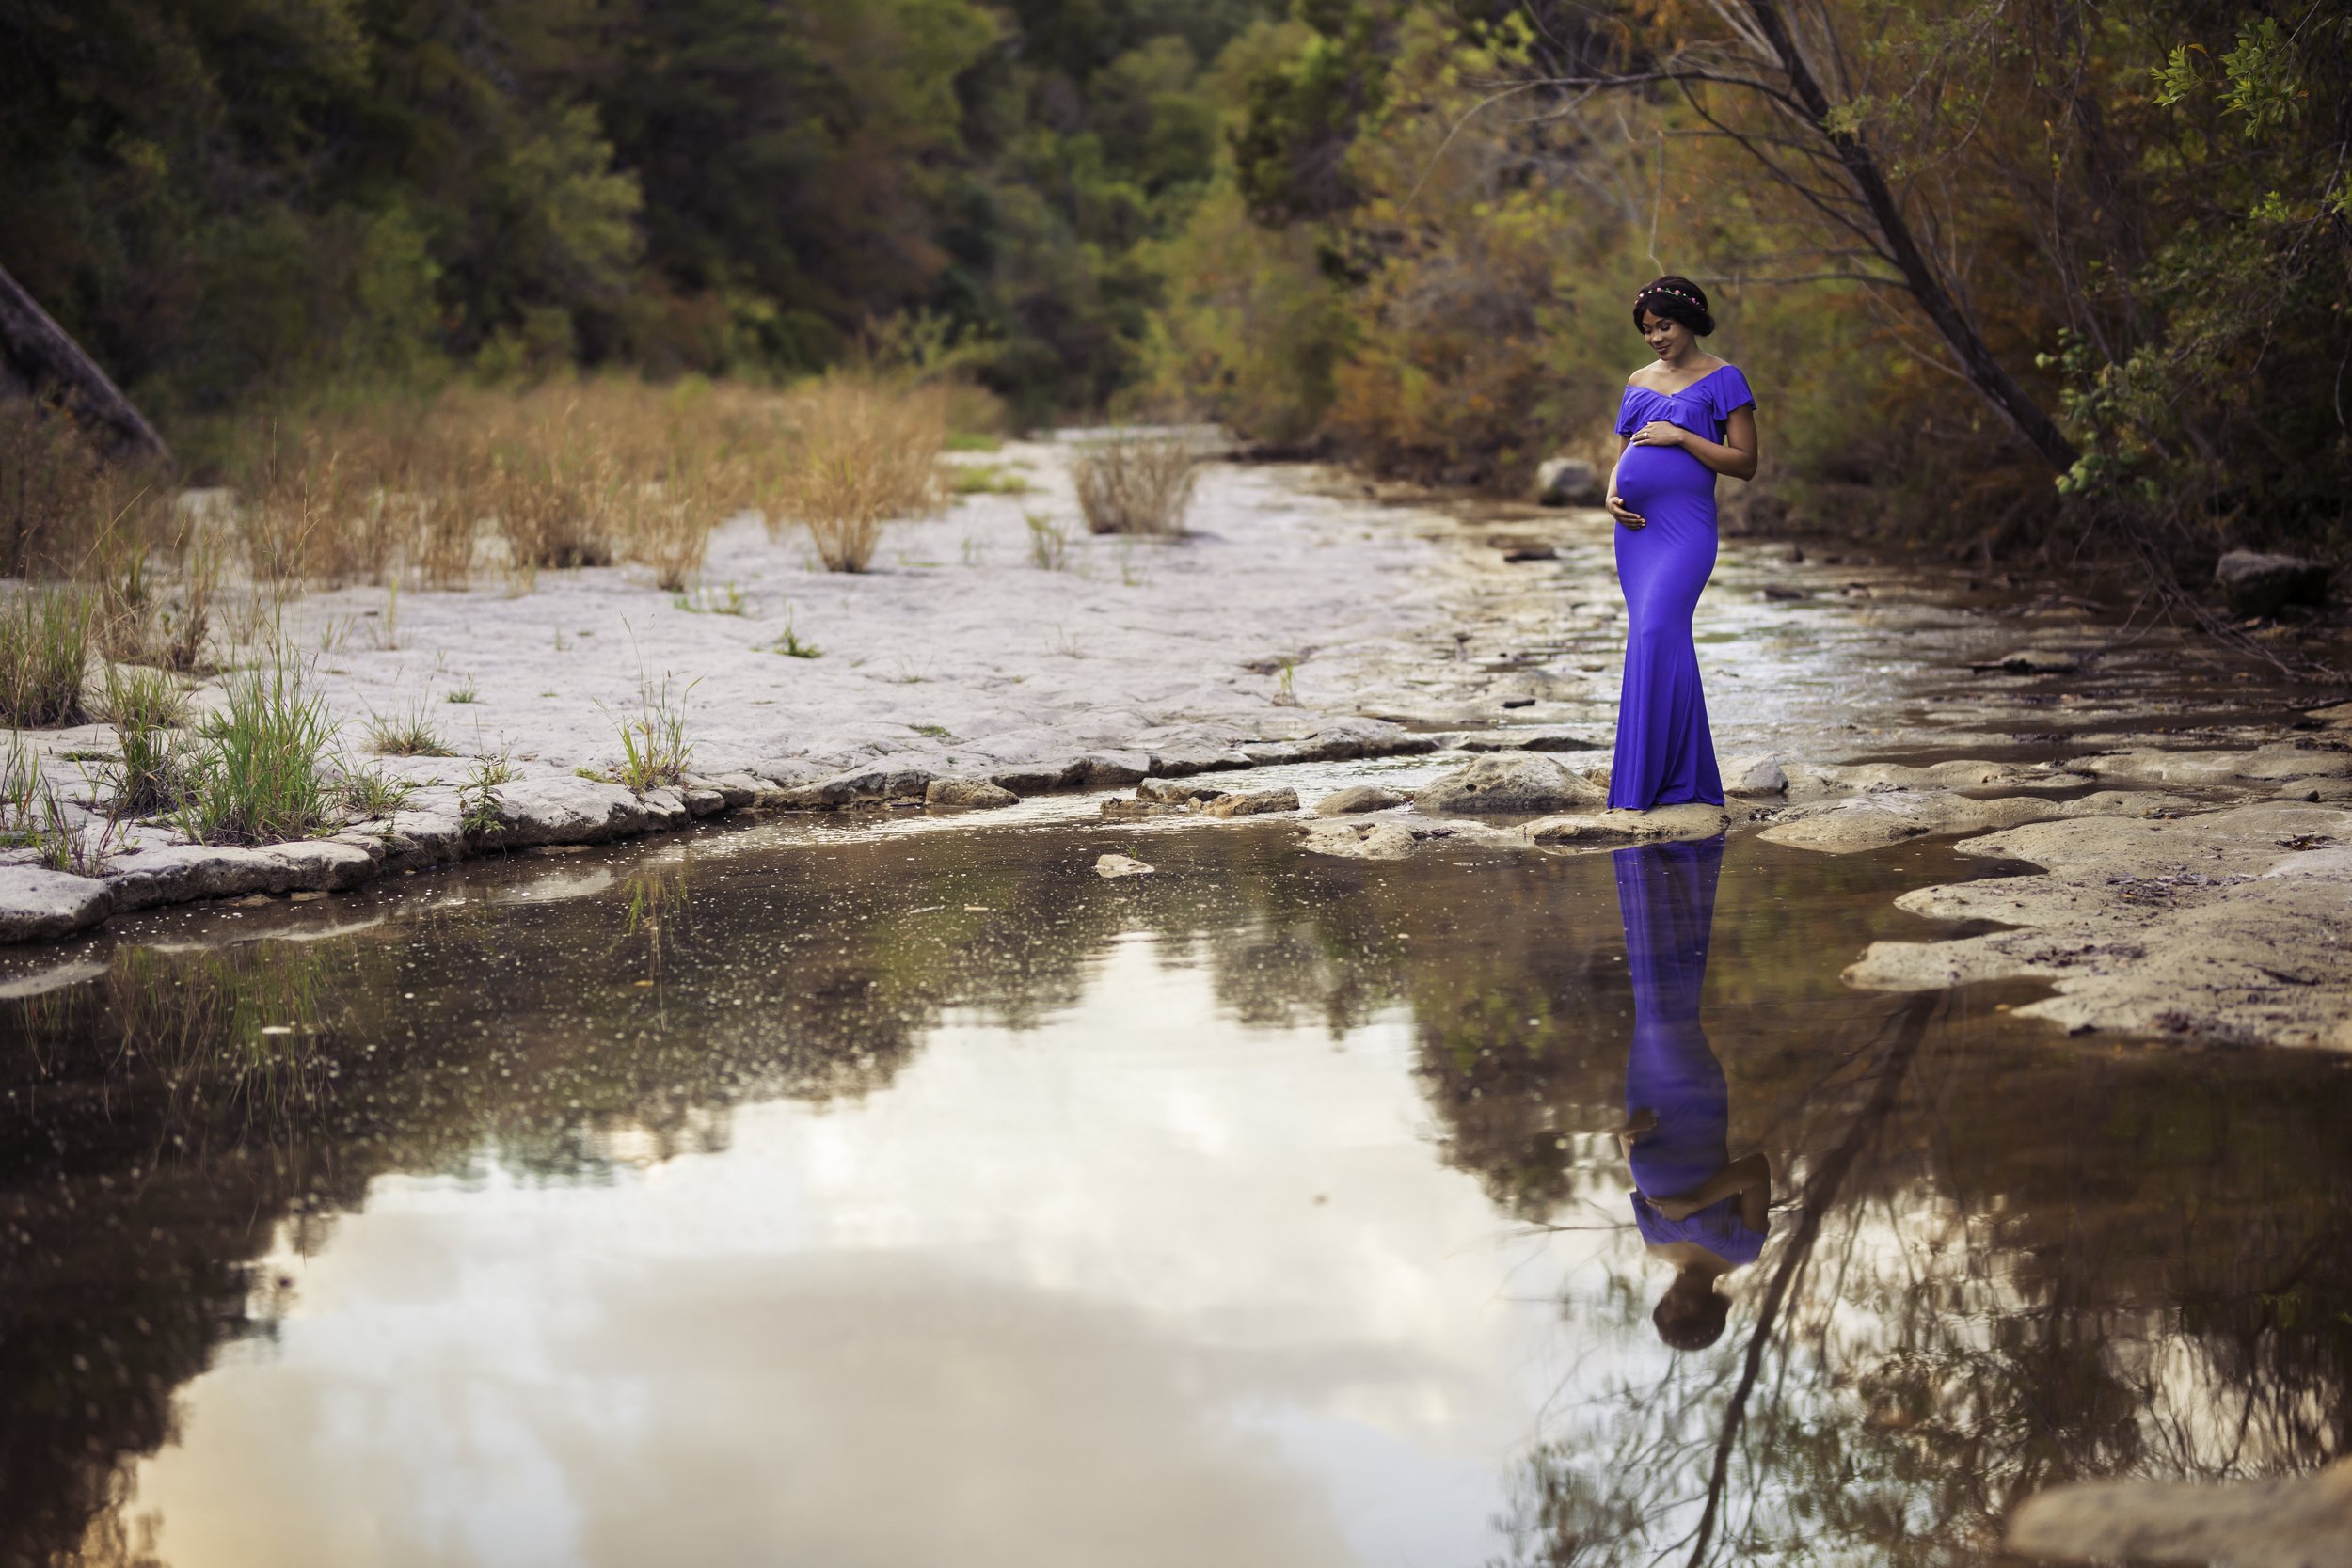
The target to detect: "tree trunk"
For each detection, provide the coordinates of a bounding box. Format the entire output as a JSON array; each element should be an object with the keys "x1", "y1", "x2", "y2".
[
  {"x1": 1741, "y1": 0, "x2": 2081, "y2": 472},
  {"x1": 0, "y1": 261, "x2": 172, "y2": 467}
]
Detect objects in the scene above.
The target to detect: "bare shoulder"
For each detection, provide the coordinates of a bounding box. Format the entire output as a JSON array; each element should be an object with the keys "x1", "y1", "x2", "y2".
[{"x1": 1629, "y1": 354, "x2": 1730, "y2": 390}]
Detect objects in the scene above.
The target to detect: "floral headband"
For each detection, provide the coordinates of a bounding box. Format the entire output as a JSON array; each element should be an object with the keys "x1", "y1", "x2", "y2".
[{"x1": 1636, "y1": 283, "x2": 1706, "y2": 308}]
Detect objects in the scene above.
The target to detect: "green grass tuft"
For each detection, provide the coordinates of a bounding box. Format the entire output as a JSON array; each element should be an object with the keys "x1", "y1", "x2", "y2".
[
  {"x1": 364, "y1": 700, "x2": 455, "y2": 757},
  {"x1": 0, "y1": 588, "x2": 92, "y2": 727},
  {"x1": 178, "y1": 654, "x2": 335, "y2": 845},
  {"x1": 101, "y1": 662, "x2": 195, "y2": 815}
]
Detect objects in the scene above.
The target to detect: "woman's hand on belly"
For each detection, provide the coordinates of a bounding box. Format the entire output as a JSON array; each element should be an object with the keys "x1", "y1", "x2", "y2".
[
  {"x1": 1628, "y1": 420, "x2": 1688, "y2": 449},
  {"x1": 1608, "y1": 488, "x2": 1647, "y2": 530}
]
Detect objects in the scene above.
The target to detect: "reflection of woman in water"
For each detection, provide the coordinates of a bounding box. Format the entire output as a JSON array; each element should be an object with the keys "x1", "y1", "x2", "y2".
[{"x1": 1605, "y1": 837, "x2": 1771, "y2": 1350}]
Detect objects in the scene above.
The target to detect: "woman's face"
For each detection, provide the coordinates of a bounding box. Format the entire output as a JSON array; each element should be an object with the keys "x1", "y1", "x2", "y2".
[{"x1": 1640, "y1": 310, "x2": 1692, "y2": 361}]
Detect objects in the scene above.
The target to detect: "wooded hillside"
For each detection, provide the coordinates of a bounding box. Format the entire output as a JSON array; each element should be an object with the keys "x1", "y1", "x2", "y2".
[{"x1": 3, "y1": 0, "x2": 2344, "y2": 574}]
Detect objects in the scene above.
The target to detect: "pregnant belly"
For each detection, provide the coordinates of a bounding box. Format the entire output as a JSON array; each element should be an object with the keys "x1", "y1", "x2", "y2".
[{"x1": 1617, "y1": 444, "x2": 1716, "y2": 508}]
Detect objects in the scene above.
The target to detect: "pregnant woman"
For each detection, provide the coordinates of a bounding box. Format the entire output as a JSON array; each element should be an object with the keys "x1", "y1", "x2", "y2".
[{"x1": 1604, "y1": 277, "x2": 1760, "y2": 811}]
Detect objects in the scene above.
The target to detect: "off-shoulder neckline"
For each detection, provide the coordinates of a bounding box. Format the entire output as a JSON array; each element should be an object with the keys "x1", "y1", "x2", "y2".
[{"x1": 1625, "y1": 363, "x2": 1739, "y2": 399}]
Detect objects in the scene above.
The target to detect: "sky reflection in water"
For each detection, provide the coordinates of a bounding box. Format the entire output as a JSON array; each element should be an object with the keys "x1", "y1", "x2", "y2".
[{"x1": 3, "y1": 816, "x2": 2348, "y2": 1567}]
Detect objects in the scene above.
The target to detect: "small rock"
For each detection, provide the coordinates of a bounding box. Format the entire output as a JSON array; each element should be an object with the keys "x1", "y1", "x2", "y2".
[
  {"x1": 1534, "y1": 457, "x2": 1605, "y2": 507},
  {"x1": 681, "y1": 786, "x2": 727, "y2": 817},
  {"x1": 1095, "y1": 854, "x2": 1155, "y2": 878},
  {"x1": 1759, "y1": 583, "x2": 1810, "y2": 601},
  {"x1": 1974, "y1": 649, "x2": 2080, "y2": 675},
  {"x1": 1203, "y1": 786, "x2": 1301, "y2": 817},
  {"x1": 1500, "y1": 542, "x2": 1558, "y2": 563},
  {"x1": 1416, "y1": 754, "x2": 1605, "y2": 815},
  {"x1": 1314, "y1": 784, "x2": 1409, "y2": 816},
  {"x1": 2309, "y1": 700, "x2": 2352, "y2": 728},
  {"x1": 1100, "y1": 799, "x2": 1187, "y2": 821},
  {"x1": 1724, "y1": 755, "x2": 1788, "y2": 796},
  {"x1": 2216, "y1": 548, "x2": 2330, "y2": 618},
  {"x1": 989, "y1": 760, "x2": 1088, "y2": 796},
  {"x1": 925, "y1": 778, "x2": 1019, "y2": 810},
  {"x1": 1140, "y1": 777, "x2": 1227, "y2": 805},
  {"x1": 1299, "y1": 820, "x2": 1417, "y2": 861}
]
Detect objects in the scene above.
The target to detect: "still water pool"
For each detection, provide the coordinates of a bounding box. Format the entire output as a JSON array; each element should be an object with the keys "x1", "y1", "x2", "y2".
[{"x1": 5, "y1": 812, "x2": 2347, "y2": 1567}]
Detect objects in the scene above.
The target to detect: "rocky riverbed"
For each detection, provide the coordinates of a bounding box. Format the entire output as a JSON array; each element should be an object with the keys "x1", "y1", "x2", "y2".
[{"x1": 4, "y1": 442, "x2": 2348, "y2": 1055}]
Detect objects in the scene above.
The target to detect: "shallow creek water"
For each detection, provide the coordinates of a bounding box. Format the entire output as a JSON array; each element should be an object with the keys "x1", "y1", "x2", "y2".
[{"x1": 6, "y1": 793, "x2": 2351, "y2": 1566}]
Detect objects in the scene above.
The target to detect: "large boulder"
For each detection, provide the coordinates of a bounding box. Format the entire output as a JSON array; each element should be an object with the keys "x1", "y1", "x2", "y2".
[
  {"x1": 1415, "y1": 754, "x2": 1605, "y2": 815},
  {"x1": 1534, "y1": 457, "x2": 1605, "y2": 507},
  {"x1": 2215, "y1": 549, "x2": 2329, "y2": 618}
]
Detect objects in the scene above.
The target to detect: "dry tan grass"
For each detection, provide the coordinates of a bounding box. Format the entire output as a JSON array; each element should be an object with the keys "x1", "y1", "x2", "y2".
[
  {"x1": 766, "y1": 375, "x2": 948, "y2": 572},
  {"x1": 1072, "y1": 430, "x2": 1202, "y2": 536},
  {"x1": 0, "y1": 402, "x2": 174, "y2": 578},
  {"x1": 203, "y1": 376, "x2": 834, "y2": 593}
]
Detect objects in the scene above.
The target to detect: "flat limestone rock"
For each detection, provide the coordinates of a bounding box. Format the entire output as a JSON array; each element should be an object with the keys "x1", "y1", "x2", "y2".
[
  {"x1": 926, "y1": 778, "x2": 1019, "y2": 810},
  {"x1": 782, "y1": 762, "x2": 939, "y2": 809},
  {"x1": 1203, "y1": 786, "x2": 1301, "y2": 817},
  {"x1": 1416, "y1": 754, "x2": 1604, "y2": 816},
  {"x1": 1299, "y1": 820, "x2": 1417, "y2": 861},
  {"x1": 2075, "y1": 745, "x2": 2352, "y2": 787},
  {"x1": 1080, "y1": 751, "x2": 1150, "y2": 786},
  {"x1": 0, "y1": 866, "x2": 114, "y2": 942},
  {"x1": 1095, "y1": 853, "x2": 1154, "y2": 879},
  {"x1": 103, "y1": 841, "x2": 380, "y2": 912},
  {"x1": 1766, "y1": 788, "x2": 2203, "y2": 856},
  {"x1": 1802, "y1": 759, "x2": 2079, "y2": 796},
  {"x1": 1313, "y1": 784, "x2": 1410, "y2": 816},
  {"x1": 1842, "y1": 802, "x2": 2352, "y2": 1050},
  {"x1": 1523, "y1": 803, "x2": 1729, "y2": 846},
  {"x1": 483, "y1": 776, "x2": 678, "y2": 846},
  {"x1": 2007, "y1": 1456, "x2": 2352, "y2": 1568}
]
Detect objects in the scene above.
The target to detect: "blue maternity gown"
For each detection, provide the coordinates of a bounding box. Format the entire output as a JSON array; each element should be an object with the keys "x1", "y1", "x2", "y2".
[
  {"x1": 1616, "y1": 836, "x2": 1766, "y2": 1265},
  {"x1": 1608, "y1": 365, "x2": 1756, "y2": 811}
]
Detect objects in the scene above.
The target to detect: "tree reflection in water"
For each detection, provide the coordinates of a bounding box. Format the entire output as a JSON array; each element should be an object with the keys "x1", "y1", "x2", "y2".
[
  {"x1": 1493, "y1": 834, "x2": 2349, "y2": 1568},
  {"x1": 0, "y1": 822, "x2": 2345, "y2": 1567}
]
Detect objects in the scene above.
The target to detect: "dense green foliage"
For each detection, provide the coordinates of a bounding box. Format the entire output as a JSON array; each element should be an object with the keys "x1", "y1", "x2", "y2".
[
  {"x1": 1146, "y1": 0, "x2": 2351, "y2": 568},
  {"x1": 4, "y1": 0, "x2": 2346, "y2": 571},
  {"x1": 0, "y1": 0, "x2": 1280, "y2": 430}
]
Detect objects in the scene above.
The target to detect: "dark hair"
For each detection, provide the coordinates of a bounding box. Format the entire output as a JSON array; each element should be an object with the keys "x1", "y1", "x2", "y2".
[
  {"x1": 1633, "y1": 275, "x2": 1714, "y2": 337},
  {"x1": 1652, "y1": 1283, "x2": 1730, "y2": 1351}
]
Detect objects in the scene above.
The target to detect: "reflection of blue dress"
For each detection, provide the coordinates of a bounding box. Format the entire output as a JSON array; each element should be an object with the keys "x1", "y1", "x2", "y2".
[
  {"x1": 1609, "y1": 366, "x2": 1755, "y2": 811},
  {"x1": 1617, "y1": 837, "x2": 1766, "y2": 1264}
]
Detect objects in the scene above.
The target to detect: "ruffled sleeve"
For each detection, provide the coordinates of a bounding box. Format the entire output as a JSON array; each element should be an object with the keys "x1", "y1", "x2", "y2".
[
  {"x1": 1709, "y1": 365, "x2": 1756, "y2": 420},
  {"x1": 1613, "y1": 385, "x2": 1642, "y2": 437}
]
